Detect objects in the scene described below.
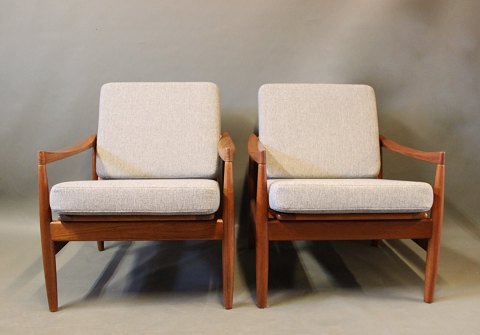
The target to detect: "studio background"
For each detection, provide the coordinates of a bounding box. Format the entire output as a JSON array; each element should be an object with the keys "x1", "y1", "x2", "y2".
[
  {"x1": 1, "y1": 1, "x2": 480, "y2": 333},
  {"x1": 1, "y1": 1, "x2": 479, "y2": 230}
]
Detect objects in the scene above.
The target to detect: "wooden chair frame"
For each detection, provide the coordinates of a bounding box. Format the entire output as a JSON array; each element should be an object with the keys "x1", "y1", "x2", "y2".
[
  {"x1": 248, "y1": 134, "x2": 445, "y2": 308},
  {"x1": 38, "y1": 133, "x2": 235, "y2": 311}
]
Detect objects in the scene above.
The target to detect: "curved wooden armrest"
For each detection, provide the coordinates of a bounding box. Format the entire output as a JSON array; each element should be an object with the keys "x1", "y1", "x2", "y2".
[
  {"x1": 218, "y1": 132, "x2": 236, "y2": 162},
  {"x1": 380, "y1": 135, "x2": 445, "y2": 165},
  {"x1": 248, "y1": 134, "x2": 266, "y2": 164},
  {"x1": 38, "y1": 134, "x2": 97, "y2": 165}
]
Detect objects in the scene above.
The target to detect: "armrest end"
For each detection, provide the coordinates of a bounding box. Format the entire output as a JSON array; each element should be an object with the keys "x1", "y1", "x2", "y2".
[{"x1": 218, "y1": 132, "x2": 236, "y2": 162}]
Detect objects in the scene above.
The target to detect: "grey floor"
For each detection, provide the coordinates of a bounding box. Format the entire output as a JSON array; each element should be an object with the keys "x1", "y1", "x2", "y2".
[{"x1": 1, "y1": 196, "x2": 480, "y2": 334}]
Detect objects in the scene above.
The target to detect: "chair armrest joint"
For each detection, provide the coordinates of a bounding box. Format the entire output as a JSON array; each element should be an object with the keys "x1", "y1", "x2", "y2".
[{"x1": 248, "y1": 134, "x2": 266, "y2": 164}]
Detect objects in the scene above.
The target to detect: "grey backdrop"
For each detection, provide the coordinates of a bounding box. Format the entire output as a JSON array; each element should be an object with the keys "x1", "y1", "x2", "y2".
[{"x1": 1, "y1": 1, "x2": 479, "y2": 225}]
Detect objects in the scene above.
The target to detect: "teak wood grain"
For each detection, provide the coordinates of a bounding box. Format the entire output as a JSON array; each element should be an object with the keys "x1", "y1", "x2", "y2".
[
  {"x1": 248, "y1": 134, "x2": 445, "y2": 308},
  {"x1": 38, "y1": 132, "x2": 236, "y2": 311},
  {"x1": 51, "y1": 220, "x2": 223, "y2": 241},
  {"x1": 380, "y1": 135, "x2": 445, "y2": 164},
  {"x1": 221, "y1": 159, "x2": 235, "y2": 309},
  {"x1": 268, "y1": 219, "x2": 433, "y2": 240}
]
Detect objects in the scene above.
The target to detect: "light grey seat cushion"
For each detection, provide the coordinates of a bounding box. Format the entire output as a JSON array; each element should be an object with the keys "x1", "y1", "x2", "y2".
[
  {"x1": 267, "y1": 179, "x2": 433, "y2": 214},
  {"x1": 50, "y1": 179, "x2": 220, "y2": 216},
  {"x1": 259, "y1": 84, "x2": 380, "y2": 179},
  {"x1": 97, "y1": 82, "x2": 220, "y2": 179}
]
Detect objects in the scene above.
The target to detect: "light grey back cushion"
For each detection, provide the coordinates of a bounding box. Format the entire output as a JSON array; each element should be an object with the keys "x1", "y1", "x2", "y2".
[
  {"x1": 259, "y1": 84, "x2": 381, "y2": 178},
  {"x1": 96, "y1": 82, "x2": 220, "y2": 179}
]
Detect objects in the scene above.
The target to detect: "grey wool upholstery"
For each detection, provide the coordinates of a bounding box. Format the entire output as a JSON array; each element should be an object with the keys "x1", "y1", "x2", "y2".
[
  {"x1": 259, "y1": 84, "x2": 380, "y2": 179},
  {"x1": 50, "y1": 179, "x2": 220, "y2": 216},
  {"x1": 50, "y1": 82, "x2": 222, "y2": 218},
  {"x1": 96, "y1": 82, "x2": 220, "y2": 179},
  {"x1": 260, "y1": 83, "x2": 434, "y2": 215},
  {"x1": 267, "y1": 179, "x2": 433, "y2": 214}
]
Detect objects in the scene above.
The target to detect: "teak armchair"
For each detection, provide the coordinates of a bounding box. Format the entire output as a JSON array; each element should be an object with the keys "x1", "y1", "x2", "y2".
[
  {"x1": 248, "y1": 84, "x2": 445, "y2": 308},
  {"x1": 38, "y1": 82, "x2": 235, "y2": 311}
]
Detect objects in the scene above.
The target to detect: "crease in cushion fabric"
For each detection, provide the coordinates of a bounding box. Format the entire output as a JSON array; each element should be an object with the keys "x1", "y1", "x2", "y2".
[
  {"x1": 50, "y1": 179, "x2": 220, "y2": 216},
  {"x1": 259, "y1": 84, "x2": 380, "y2": 179},
  {"x1": 96, "y1": 82, "x2": 220, "y2": 179},
  {"x1": 267, "y1": 179, "x2": 433, "y2": 214}
]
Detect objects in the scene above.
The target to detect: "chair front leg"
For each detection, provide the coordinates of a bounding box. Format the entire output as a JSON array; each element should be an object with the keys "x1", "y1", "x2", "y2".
[
  {"x1": 222, "y1": 225, "x2": 234, "y2": 309},
  {"x1": 40, "y1": 236, "x2": 58, "y2": 312},
  {"x1": 222, "y1": 161, "x2": 235, "y2": 309},
  {"x1": 256, "y1": 217, "x2": 268, "y2": 308},
  {"x1": 424, "y1": 162, "x2": 445, "y2": 303},
  {"x1": 255, "y1": 163, "x2": 269, "y2": 308},
  {"x1": 38, "y1": 164, "x2": 58, "y2": 312}
]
